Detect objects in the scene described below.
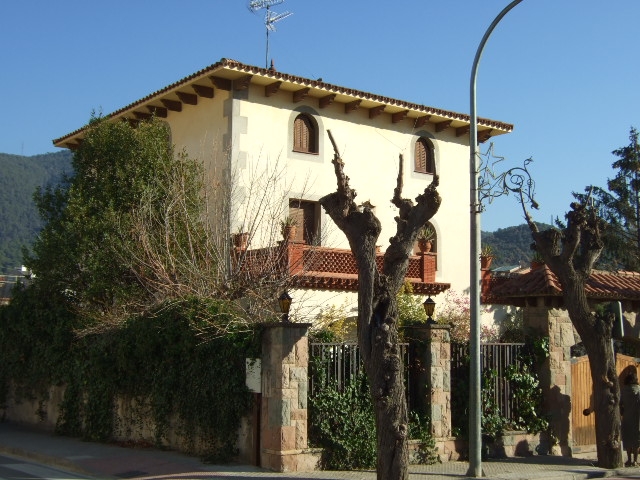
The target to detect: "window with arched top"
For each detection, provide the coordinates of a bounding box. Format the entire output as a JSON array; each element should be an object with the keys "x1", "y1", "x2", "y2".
[
  {"x1": 293, "y1": 113, "x2": 318, "y2": 154},
  {"x1": 415, "y1": 137, "x2": 434, "y2": 174}
]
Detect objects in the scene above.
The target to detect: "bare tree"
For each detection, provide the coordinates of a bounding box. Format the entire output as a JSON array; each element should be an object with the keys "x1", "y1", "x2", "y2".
[
  {"x1": 319, "y1": 131, "x2": 441, "y2": 480},
  {"x1": 522, "y1": 195, "x2": 622, "y2": 469}
]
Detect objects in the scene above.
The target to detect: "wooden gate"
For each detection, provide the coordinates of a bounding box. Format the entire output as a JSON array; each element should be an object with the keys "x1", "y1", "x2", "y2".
[{"x1": 571, "y1": 353, "x2": 640, "y2": 446}]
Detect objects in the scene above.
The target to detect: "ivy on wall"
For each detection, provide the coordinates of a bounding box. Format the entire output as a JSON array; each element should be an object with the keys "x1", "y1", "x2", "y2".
[{"x1": 0, "y1": 288, "x2": 260, "y2": 462}]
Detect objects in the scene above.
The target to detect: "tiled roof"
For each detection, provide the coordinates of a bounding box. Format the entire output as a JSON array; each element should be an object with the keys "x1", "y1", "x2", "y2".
[
  {"x1": 53, "y1": 58, "x2": 513, "y2": 148},
  {"x1": 488, "y1": 265, "x2": 640, "y2": 301}
]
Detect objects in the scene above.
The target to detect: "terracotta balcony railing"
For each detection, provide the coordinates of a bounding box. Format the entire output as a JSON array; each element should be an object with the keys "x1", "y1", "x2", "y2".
[{"x1": 233, "y1": 241, "x2": 449, "y2": 295}]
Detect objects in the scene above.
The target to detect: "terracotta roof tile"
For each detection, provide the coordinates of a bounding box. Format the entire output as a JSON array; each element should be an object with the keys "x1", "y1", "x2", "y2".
[
  {"x1": 53, "y1": 58, "x2": 513, "y2": 147},
  {"x1": 488, "y1": 266, "x2": 640, "y2": 301}
]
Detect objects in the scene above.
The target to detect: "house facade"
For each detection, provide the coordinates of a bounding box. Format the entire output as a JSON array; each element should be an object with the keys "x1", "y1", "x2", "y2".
[{"x1": 54, "y1": 58, "x2": 513, "y2": 321}]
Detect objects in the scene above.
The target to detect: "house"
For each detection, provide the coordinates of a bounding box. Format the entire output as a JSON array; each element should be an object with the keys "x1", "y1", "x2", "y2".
[{"x1": 53, "y1": 57, "x2": 513, "y2": 322}]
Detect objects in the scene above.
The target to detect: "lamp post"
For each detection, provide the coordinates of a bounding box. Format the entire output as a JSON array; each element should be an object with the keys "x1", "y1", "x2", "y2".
[
  {"x1": 278, "y1": 291, "x2": 292, "y2": 322},
  {"x1": 468, "y1": 1, "x2": 524, "y2": 476},
  {"x1": 423, "y1": 296, "x2": 436, "y2": 325}
]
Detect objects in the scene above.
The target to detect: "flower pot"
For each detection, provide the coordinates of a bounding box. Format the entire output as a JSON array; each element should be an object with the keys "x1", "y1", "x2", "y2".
[
  {"x1": 480, "y1": 255, "x2": 493, "y2": 269},
  {"x1": 418, "y1": 239, "x2": 432, "y2": 253},
  {"x1": 233, "y1": 232, "x2": 249, "y2": 250}
]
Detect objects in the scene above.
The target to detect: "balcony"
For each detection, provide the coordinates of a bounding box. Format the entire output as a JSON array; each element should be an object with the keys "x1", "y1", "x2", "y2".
[{"x1": 233, "y1": 241, "x2": 449, "y2": 295}]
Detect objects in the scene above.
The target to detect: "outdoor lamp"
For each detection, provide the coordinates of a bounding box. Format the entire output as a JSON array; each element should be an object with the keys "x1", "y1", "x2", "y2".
[
  {"x1": 278, "y1": 291, "x2": 292, "y2": 322},
  {"x1": 423, "y1": 296, "x2": 436, "y2": 325}
]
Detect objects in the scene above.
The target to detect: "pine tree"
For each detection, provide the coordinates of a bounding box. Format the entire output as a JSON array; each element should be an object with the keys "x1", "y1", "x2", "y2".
[{"x1": 575, "y1": 127, "x2": 640, "y2": 270}]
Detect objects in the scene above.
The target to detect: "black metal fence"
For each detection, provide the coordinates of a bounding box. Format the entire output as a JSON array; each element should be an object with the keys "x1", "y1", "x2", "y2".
[
  {"x1": 450, "y1": 342, "x2": 526, "y2": 432},
  {"x1": 309, "y1": 341, "x2": 527, "y2": 430},
  {"x1": 309, "y1": 342, "x2": 411, "y2": 407}
]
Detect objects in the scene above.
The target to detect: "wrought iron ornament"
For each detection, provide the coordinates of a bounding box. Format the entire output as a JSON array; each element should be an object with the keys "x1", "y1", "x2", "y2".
[{"x1": 476, "y1": 143, "x2": 539, "y2": 213}]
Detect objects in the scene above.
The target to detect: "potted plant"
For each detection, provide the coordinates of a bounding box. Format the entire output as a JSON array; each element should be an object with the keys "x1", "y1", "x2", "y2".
[
  {"x1": 280, "y1": 216, "x2": 299, "y2": 241},
  {"x1": 417, "y1": 226, "x2": 435, "y2": 253},
  {"x1": 480, "y1": 244, "x2": 495, "y2": 269},
  {"x1": 232, "y1": 231, "x2": 249, "y2": 250},
  {"x1": 531, "y1": 251, "x2": 545, "y2": 270}
]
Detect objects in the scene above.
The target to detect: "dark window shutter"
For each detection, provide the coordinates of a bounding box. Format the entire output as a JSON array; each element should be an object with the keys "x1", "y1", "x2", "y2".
[
  {"x1": 293, "y1": 114, "x2": 317, "y2": 153},
  {"x1": 415, "y1": 138, "x2": 434, "y2": 174}
]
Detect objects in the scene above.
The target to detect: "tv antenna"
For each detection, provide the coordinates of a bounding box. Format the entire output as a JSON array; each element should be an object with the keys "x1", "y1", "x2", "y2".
[{"x1": 248, "y1": 0, "x2": 293, "y2": 68}]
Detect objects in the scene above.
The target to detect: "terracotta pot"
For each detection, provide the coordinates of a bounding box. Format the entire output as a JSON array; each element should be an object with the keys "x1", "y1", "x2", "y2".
[
  {"x1": 233, "y1": 232, "x2": 249, "y2": 250},
  {"x1": 418, "y1": 239, "x2": 432, "y2": 253},
  {"x1": 282, "y1": 225, "x2": 297, "y2": 242},
  {"x1": 480, "y1": 255, "x2": 493, "y2": 269}
]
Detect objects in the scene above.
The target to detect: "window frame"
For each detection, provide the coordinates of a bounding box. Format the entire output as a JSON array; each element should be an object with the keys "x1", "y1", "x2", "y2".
[
  {"x1": 414, "y1": 137, "x2": 435, "y2": 174},
  {"x1": 292, "y1": 113, "x2": 319, "y2": 155}
]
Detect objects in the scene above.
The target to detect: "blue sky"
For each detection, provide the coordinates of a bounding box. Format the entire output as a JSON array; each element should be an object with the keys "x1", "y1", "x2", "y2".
[{"x1": 2, "y1": 0, "x2": 639, "y2": 231}]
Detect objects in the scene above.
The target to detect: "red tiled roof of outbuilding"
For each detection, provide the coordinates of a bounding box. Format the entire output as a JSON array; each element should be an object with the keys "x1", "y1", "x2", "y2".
[{"x1": 486, "y1": 266, "x2": 640, "y2": 304}]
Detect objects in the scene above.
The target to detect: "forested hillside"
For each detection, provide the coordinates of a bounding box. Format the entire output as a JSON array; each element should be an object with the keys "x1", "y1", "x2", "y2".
[
  {"x1": 0, "y1": 149, "x2": 548, "y2": 274},
  {"x1": 0, "y1": 150, "x2": 72, "y2": 270},
  {"x1": 482, "y1": 222, "x2": 553, "y2": 268}
]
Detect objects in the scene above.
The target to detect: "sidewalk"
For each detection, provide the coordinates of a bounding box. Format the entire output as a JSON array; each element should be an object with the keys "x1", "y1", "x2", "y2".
[{"x1": 1, "y1": 422, "x2": 638, "y2": 480}]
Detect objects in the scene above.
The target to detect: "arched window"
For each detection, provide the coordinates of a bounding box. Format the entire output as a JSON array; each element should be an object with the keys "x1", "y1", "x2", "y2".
[
  {"x1": 293, "y1": 113, "x2": 318, "y2": 154},
  {"x1": 415, "y1": 137, "x2": 434, "y2": 174}
]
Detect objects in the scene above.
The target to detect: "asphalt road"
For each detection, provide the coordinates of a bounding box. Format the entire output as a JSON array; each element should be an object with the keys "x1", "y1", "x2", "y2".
[{"x1": 0, "y1": 453, "x2": 86, "y2": 480}]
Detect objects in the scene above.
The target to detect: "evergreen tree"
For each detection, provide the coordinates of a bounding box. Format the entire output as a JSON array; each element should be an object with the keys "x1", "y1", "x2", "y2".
[
  {"x1": 574, "y1": 127, "x2": 640, "y2": 270},
  {"x1": 25, "y1": 116, "x2": 209, "y2": 324}
]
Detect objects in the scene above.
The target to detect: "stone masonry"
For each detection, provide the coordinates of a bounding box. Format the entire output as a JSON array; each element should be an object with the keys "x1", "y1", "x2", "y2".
[{"x1": 260, "y1": 323, "x2": 318, "y2": 472}]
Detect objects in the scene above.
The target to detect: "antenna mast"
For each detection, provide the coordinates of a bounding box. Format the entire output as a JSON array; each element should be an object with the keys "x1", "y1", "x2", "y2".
[{"x1": 248, "y1": 0, "x2": 292, "y2": 68}]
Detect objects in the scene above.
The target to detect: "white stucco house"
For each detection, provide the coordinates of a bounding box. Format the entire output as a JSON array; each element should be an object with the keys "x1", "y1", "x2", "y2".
[{"x1": 53, "y1": 58, "x2": 513, "y2": 322}]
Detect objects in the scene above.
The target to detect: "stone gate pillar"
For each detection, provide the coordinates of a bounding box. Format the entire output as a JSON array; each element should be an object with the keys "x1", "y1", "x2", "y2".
[
  {"x1": 524, "y1": 300, "x2": 575, "y2": 455},
  {"x1": 260, "y1": 322, "x2": 316, "y2": 472},
  {"x1": 405, "y1": 324, "x2": 452, "y2": 444}
]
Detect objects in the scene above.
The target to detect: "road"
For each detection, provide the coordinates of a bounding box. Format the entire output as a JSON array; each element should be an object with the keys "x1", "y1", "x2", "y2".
[{"x1": 0, "y1": 453, "x2": 87, "y2": 480}]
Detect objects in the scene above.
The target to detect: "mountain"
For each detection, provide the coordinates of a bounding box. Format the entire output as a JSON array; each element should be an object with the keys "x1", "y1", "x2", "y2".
[
  {"x1": 481, "y1": 222, "x2": 553, "y2": 268},
  {"x1": 0, "y1": 150, "x2": 546, "y2": 274},
  {"x1": 0, "y1": 151, "x2": 73, "y2": 271}
]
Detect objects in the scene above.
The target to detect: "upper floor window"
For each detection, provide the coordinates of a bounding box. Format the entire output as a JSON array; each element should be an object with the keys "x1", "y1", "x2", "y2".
[
  {"x1": 415, "y1": 137, "x2": 434, "y2": 174},
  {"x1": 293, "y1": 113, "x2": 318, "y2": 154},
  {"x1": 289, "y1": 199, "x2": 320, "y2": 245}
]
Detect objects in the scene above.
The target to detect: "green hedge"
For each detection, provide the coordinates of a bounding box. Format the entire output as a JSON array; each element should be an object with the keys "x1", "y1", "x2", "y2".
[{"x1": 0, "y1": 287, "x2": 260, "y2": 462}]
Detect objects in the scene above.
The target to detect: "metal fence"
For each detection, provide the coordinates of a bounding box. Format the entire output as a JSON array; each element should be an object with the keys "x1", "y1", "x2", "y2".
[
  {"x1": 451, "y1": 342, "x2": 526, "y2": 428},
  {"x1": 309, "y1": 342, "x2": 411, "y2": 407},
  {"x1": 309, "y1": 341, "x2": 526, "y2": 427}
]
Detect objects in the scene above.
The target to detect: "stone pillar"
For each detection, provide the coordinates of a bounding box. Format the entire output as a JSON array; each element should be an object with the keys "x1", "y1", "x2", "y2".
[
  {"x1": 524, "y1": 300, "x2": 576, "y2": 455},
  {"x1": 405, "y1": 324, "x2": 452, "y2": 438},
  {"x1": 260, "y1": 322, "x2": 316, "y2": 472}
]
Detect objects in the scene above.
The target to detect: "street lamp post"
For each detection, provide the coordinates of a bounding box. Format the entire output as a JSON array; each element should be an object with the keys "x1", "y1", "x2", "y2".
[{"x1": 468, "y1": 1, "x2": 524, "y2": 476}]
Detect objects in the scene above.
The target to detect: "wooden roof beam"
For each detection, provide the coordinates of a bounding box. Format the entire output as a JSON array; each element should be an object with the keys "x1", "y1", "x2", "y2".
[
  {"x1": 345, "y1": 100, "x2": 361, "y2": 114},
  {"x1": 176, "y1": 91, "x2": 198, "y2": 105},
  {"x1": 293, "y1": 87, "x2": 310, "y2": 103},
  {"x1": 456, "y1": 126, "x2": 470, "y2": 137},
  {"x1": 369, "y1": 105, "x2": 385, "y2": 119},
  {"x1": 265, "y1": 81, "x2": 282, "y2": 97},
  {"x1": 161, "y1": 99, "x2": 182, "y2": 112},
  {"x1": 414, "y1": 115, "x2": 431, "y2": 128},
  {"x1": 435, "y1": 120, "x2": 452, "y2": 132},
  {"x1": 192, "y1": 84, "x2": 214, "y2": 98},
  {"x1": 134, "y1": 111, "x2": 152, "y2": 120},
  {"x1": 210, "y1": 76, "x2": 231, "y2": 91},
  {"x1": 478, "y1": 130, "x2": 493, "y2": 143},
  {"x1": 147, "y1": 106, "x2": 168, "y2": 118},
  {"x1": 233, "y1": 74, "x2": 253, "y2": 91},
  {"x1": 392, "y1": 110, "x2": 409, "y2": 124},
  {"x1": 319, "y1": 94, "x2": 336, "y2": 108}
]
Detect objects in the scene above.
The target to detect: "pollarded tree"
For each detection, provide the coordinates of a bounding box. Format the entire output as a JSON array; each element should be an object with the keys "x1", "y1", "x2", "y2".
[
  {"x1": 319, "y1": 132, "x2": 441, "y2": 480},
  {"x1": 522, "y1": 196, "x2": 622, "y2": 469}
]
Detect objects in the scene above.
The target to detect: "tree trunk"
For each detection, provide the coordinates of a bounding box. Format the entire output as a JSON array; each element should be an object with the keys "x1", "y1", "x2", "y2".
[
  {"x1": 524, "y1": 199, "x2": 622, "y2": 469},
  {"x1": 320, "y1": 131, "x2": 441, "y2": 480},
  {"x1": 562, "y1": 278, "x2": 621, "y2": 468}
]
